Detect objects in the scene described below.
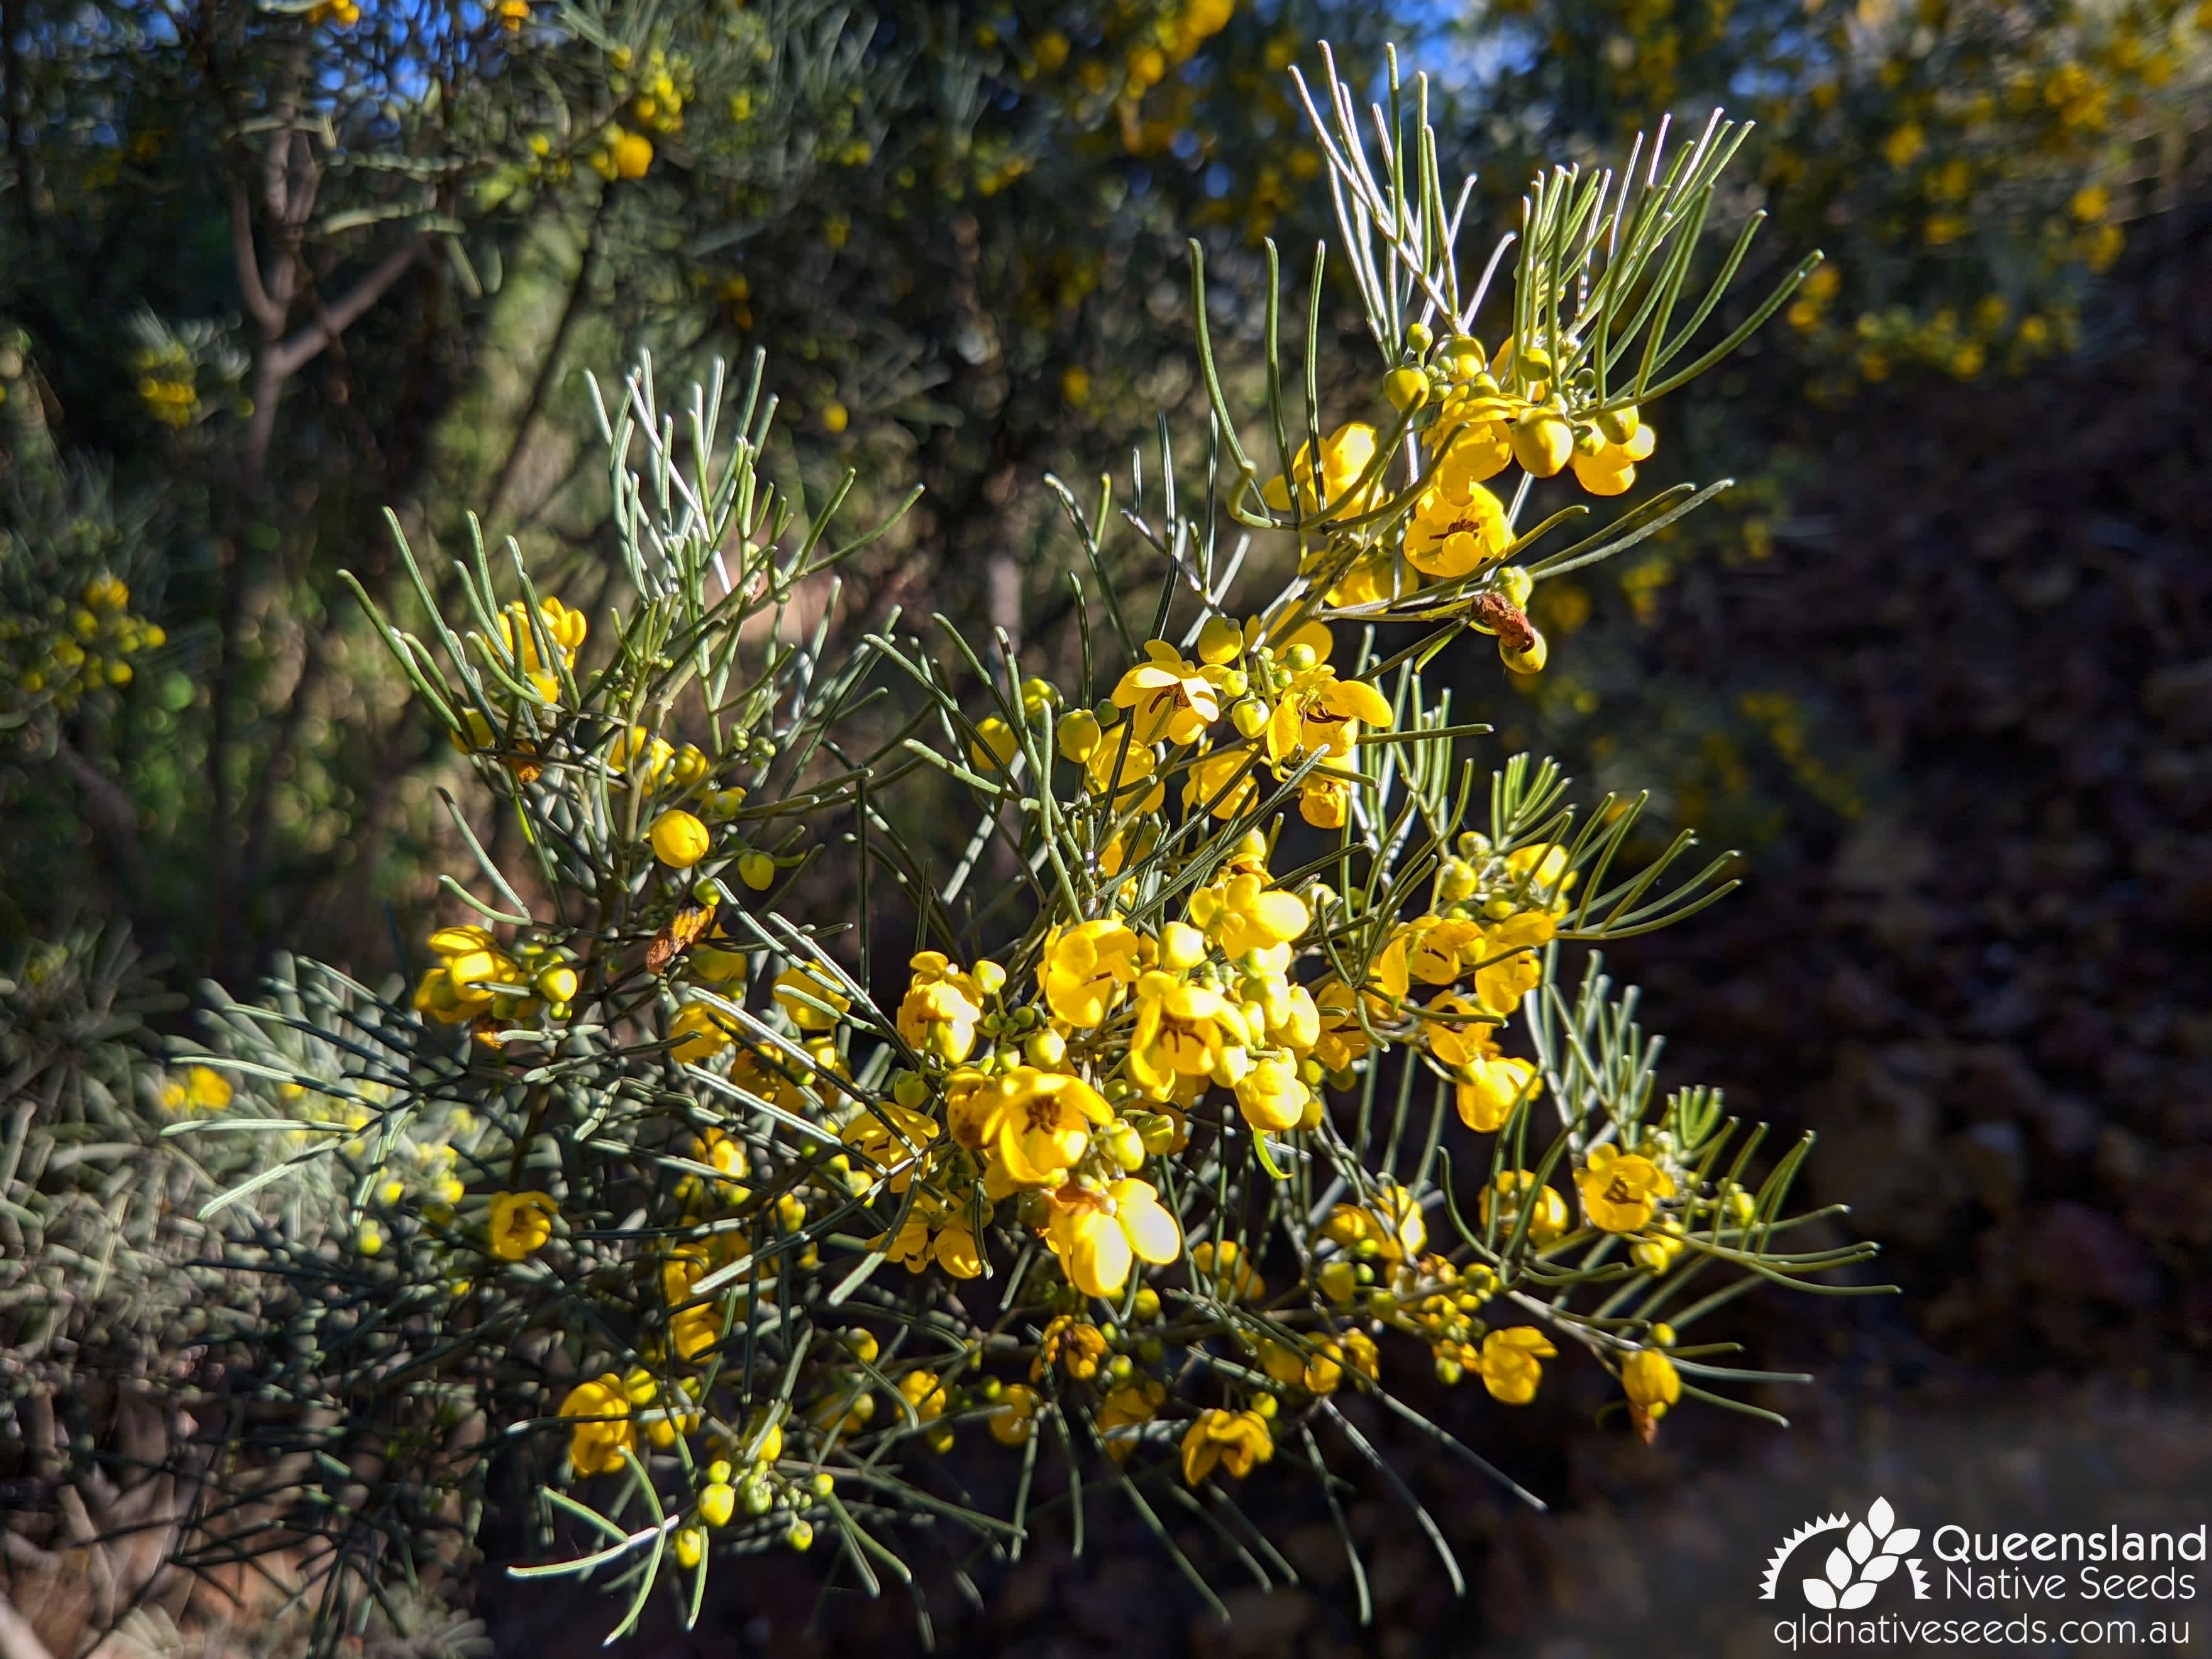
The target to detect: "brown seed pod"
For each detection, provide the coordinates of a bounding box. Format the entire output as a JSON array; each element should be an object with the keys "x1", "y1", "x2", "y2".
[
  {"x1": 648, "y1": 900, "x2": 717, "y2": 974},
  {"x1": 1471, "y1": 591, "x2": 1538, "y2": 654}
]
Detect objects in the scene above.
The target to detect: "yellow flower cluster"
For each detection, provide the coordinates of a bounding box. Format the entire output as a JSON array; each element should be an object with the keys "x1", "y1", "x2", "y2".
[
  {"x1": 1261, "y1": 329, "x2": 1665, "y2": 680},
  {"x1": 159, "y1": 1063, "x2": 233, "y2": 1115},
  {"x1": 587, "y1": 47, "x2": 690, "y2": 180},
  {"x1": 411, "y1": 923, "x2": 580, "y2": 1035},
  {"x1": 0, "y1": 576, "x2": 163, "y2": 712}
]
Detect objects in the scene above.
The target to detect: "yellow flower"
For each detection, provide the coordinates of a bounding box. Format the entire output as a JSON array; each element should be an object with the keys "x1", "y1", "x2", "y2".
[
  {"x1": 1475, "y1": 1326, "x2": 1556, "y2": 1404},
  {"x1": 1276, "y1": 1328, "x2": 1377, "y2": 1395},
  {"x1": 1244, "y1": 611, "x2": 1334, "y2": 666},
  {"x1": 1128, "y1": 972, "x2": 1247, "y2": 1093},
  {"x1": 1044, "y1": 1178, "x2": 1181, "y2": 1296},
  {"x1": 1266, "y1": 668, "x2": 1394, "y2": 763},
  {"x1": 1033, "y1": 1314, "x2": 1109, "y2": 1381},
  {"x1": 970, "y1": 714, "x2": 1020, "y2": 773},
  {"x1": 1112, "y1": 640, "x2": 1221, "y2": 746},
  {"x1": 1420, "y1": 993, "x2": 1491, "y2": 1067},
  {"x1": 694, "y1": 1127, "x2": 749, "y2": 1183},
  {"x1": 1428, "y1": 1003, "x2": 1537, "y2": 1132},
  {"x1": 897, "y1": 952, "x2": 996, "y2": 1062},
  {"x1": 1621, "y1": 1348, "x2": 1682, "y2": 1440},
  {"x1": 1232, "y1": 1053, "x2": 1310, "y2": 1132},
  {"x1": 1505, "y1": 840, "x2": 1576, "y2": 901},
  {"x1": 671, "y1": 1301, "x2": 726, "y2": 1364},
  {"x1": 1320, "y1": 1329, "x2": 1380, "y2": 1392},
  {"x1": 1083, "y1": 735, "x2": 1165, "y2": 813},
  {"x1": 1041, "y1": 919, "x2": 1142, "y2": 1027},
  {"x1": 1097, "y1": 1378, "x2": 1166, "y2": 1461},
  {"x1": 700, "y1": 1479, "x2": 737, "y2": 1528},
  {"x1": 668, "y1": 1001, "x2": 737, "y2": 1064},
  {"x1": 1310, "y1": 978, "x2": 1374, "y2": 1073},
  {"x1": 650, "y1": 809, "x2": 712, "y2": 868},
  {"x1": 954, "y1": 1065, "x2": 1111, "y2": 1186},
  {"x1": 1180, "y1": 1408, "x2": 1274, "y2": 1484},
  {"x1": 841, "y1": 1101, "x2": 940, "y2": 1189},
  {"x1": 1472, "y1": 912, "x2": 1554, "y2": 1016},
  {"x1": 898, "y1": 1369, "x2": 948, "y2": 1425},
  {"x1": 488, "y1": 1191, "x2": 556, "y2": 1261},
  {"x1": 1189, "y1": 1239, "x2": 1263, "y2": 1301},
  {"x1": 773, "y1": 964, "x2": 850, "y2": 1032},
  {"x1": 1323, "y1": 548, "x2": 1405, "y2": 608},
  {"x1": 160, "y1": 1063, "x2": 234, "y2": 1115},
  {"x1": 1056, "y1": 707, "x2": 1103, "y2": 763},
  {"x1": 1261, "y1": 421, "x2": 1383, "y2": 522},
  {"x1": 1404, "y1": 478, "x2": 1510, "y2": 579},
  {"x1": 1181, "y1": 745, "x2": 1258, "y2": 820},
  {"x1": 1188, "y1": 871, "x2": 1308, "y2": 961},
  {"x1": 1630, "y1": 1216, "x2": 1688, "y2": 1274},
  {"x1": 1378, "y1": 915, "x2": 1483, "y2": 996},
  {"x1": 560, "y1": 1374, "x2": 637, "y2": 1476},
  {"x1": 1455, "y1": 1051, "x2": 1538, "y2": 1132},
  {"x1": 610, "y1": 130, "x2": 654, "y2": 179},
  {"x1": 931, "y1": 1220, "x2": 984, "y2": 1279},
  {"x1": 1480, "y1": 1170, "x2": 1569, "y2": 1245},
  {"x1": 609, "y1": 725, "x2": 675, "y2": 784},
  {"x1": 494, "y1": 595, "x2": 586, "y2": 678},
  {"x1": 1571, "y1": 422, "x2": 1656, "y2": 497},
  {"x1": 673, "y1": 1526, "x2": 705, "y2": 1569},
  {"x1": 1324, "y1": 1181, "x2": 1425, "y2": 1262},
  {"x1": 1300, "y1": 775, "x2": 1351, "y2": 829},
  {"x1": 988, "y1": 1383, "x2": 1041, "y2": 1446},
  {"x1": 1432, "y1": 405, "x2": 1515, "y2": 488},
  {"x1": 1507, "y1": 407, "x2": 1573, "y2": 477},
  {"x1": 1577, "y1": 1143, "x2": 1677, "y2": 1233},
  {"x1": 881, "y1": 1213, "x2": 932, "y2": 1273}
]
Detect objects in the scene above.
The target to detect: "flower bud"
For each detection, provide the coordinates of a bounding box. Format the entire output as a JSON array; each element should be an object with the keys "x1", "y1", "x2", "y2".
[
  {"x1": 1508, "y1": 409, "x2": 1573, "y2": 477},
  {"x1": 1385, "y1": 367, "x2": 1429, "y2": 412},
  {"x1": 1104, "y1": 1120, "x2": 1147, "y2": 1172},
  {"x1": 650, "y1": 809, "x2": 712, "y2": 868}
]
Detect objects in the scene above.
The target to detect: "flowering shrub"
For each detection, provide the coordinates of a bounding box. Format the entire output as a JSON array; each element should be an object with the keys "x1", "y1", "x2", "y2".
[{"x1": 170, "y1": 49, "x2": 1877, "y2": 1645}]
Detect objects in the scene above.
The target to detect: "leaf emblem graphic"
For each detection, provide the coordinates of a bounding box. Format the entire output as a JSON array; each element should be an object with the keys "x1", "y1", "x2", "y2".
[
  {"x1": 1847, "y1": 1523, "x2": 1874, "y2": 1563},
  {"x1": 1840, "y1": 1582, "x2": 1878, "y2": 1611},
  {"x1": 1884, "y1": 1529, "x2": 1921, "y2": 1555},
  {"x1": 1803, "y1": 1580, "x2": 1839, "y2": 1610},
  {"x1": 1826, "y1": 1548, "x2": 1853, "y2": 1589},
  {"x1": 1867, "y1": 1498, "x2": 1895, "y2": 1538}
]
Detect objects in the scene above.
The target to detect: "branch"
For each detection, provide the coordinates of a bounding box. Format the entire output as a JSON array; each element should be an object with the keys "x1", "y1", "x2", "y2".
[
  {"x1": 52, "y1": 734, "x2": 153, "y2": 914},
  {"x1": 229, "y1": 189, "x2": 283, "y2": 333},
  {"x1": 267, "y1": 236, "x2": 424, "y2": 381}
]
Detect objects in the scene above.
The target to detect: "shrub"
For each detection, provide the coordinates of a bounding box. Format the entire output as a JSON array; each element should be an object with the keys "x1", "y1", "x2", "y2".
[{"x1": 164, "y1": 46, "x2": 1876, "y2": 1647}]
